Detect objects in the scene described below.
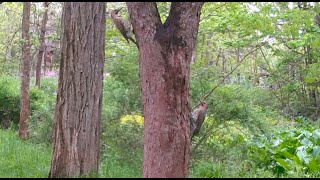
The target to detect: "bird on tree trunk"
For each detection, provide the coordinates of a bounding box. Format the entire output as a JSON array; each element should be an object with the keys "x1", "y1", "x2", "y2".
[
  {"x1": 315, "y1": 13, "x2": 320, "y2": 27},
  {"x1": 110, "y1": 8, "x2": 139, "y2": 49},
  {"x1": 190, "y1": 101, "x2": 208, "y2": 140}
]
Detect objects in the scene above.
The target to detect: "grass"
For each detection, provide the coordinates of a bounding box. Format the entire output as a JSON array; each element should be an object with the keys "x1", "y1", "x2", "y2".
[
  {"x1": 0, "y1": 129, "x2": 51, "y2": 178},
  {"x1": 99, "y1": 155, "x2": 142, "y2": 178},
  {"x1": 0, "y1": 128, "x2": 142, "y2": 178},
  {"x1": 1, "y1": 126, "x2": 316, "y2": 178}
]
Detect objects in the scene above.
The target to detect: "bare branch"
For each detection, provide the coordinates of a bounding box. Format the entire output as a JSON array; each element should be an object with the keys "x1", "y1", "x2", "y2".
[{"x1": 192, "y1": 42, "x2": 268, "y2": 110}]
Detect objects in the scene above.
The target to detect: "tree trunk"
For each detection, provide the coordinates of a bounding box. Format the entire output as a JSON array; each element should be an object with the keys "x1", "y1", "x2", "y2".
[
  {"x1": 127, "y1": 2, "x2": 204, "y2": 178},
  {"x1": 19, "y1": 2, "x2": 31, "y2": 140},
  {"x1": 205, "y1": 34, "x2": 212, "y2": 67},
  {"x1": 35, "y1": 2, "x2": 50, "y2": 88},
  {"x1": 253, "y1": 50, "x2": 258, "y2": 85},
  {"x1": 236, "y1": 47, "x2": 241, "y2": 83},
  {"x1": 49, "y1": 2, "x2": 106, "y2": 178}
]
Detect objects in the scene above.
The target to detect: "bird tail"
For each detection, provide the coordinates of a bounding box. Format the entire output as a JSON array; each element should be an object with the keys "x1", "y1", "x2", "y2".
[
  {"x1": 128, "y1": 37, "x2": 139, "y2": 49},
  {"x1": 125, "y1": 38, "x2": 130, "y2": 44}
]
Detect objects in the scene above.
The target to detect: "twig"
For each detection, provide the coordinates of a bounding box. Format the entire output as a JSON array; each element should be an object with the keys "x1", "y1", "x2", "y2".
[
  {"x1": 192, "y1": 42, "x2": 267, "y2": 110},
  {"x1": 190, "y1": 120, "x2": 226, "y2": 155},
  {"x1": 4, "y1": 27, "x2": 21, "y2": 62},
  {"x1": 200, "y1": 2, "x2": 228, "y2": 22}
]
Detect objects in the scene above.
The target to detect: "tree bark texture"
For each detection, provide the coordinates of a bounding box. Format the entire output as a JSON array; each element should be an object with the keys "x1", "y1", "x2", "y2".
[
  {"x1": 49, "y1": 2, "x2": 106, "y2": 178},
  {"x1": 19, "y1": 2, "x2": 31, "y2": 140},
  {"x1": 127, "y1": 2, "x2": 204, "y2": 178},
  {"x1": 35, "y1": 2, "x2": 49, "y2": 88}
]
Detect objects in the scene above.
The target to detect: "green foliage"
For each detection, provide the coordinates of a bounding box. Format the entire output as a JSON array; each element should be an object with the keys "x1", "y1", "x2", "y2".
[
  {"x1": 0, "y1": 76, "x2": 57, "y2": 144},
  {"x1": 100, "y1": 71, "x2": 143, "y2": 177},
  {"x1": 101, "y1": 35, "x2": 143, "y2": 176},
  {"x1": 190, "y1": 161, "x2": 227, "y2": 178},
  {"x1": 99, "y1": 120, "x2": 143, "y2": 178},
  {"x1": 248, "y1": 125, "x2": 320, "y2": 177},
  {"x1": 190, "y1": 82, "x2": 274, "y2": 135},
  {"x1": 0, "y1": 76, "x2": 21, "y2": 128},
  {"x1": 101, "y1": 77, "x2": 143, "y2": 176},
  {"x1": 1, "y1": 2, "x2": 320, "y2": 178},
  {"x1": 102, "y1": 76, "x2": 142, "y2": 121},
  {"x1": 28, "y1": 78, "x2": 57, "y2": 144}
]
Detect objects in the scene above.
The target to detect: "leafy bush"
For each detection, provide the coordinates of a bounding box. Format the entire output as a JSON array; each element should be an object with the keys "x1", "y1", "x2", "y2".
[
  {"x1": 101, "y1": 119, "x2": 143, "y2": 178},
  {"x1": 190, "y1": 161, "x2": 227, "y2": 178},
  {"x1": 248, "y1": 126, "x2": 320, "y2": 177},
  {"x1": 0, "y1": 76, "x2": 57, "y2": 144},
  {"x1": 28, "y1": 78, "x2": 57, "y2": 144},
  {"x1": 0, "y1": 76, "x2": 20, "y2": 128},
  {"x1": 190, "y1": 84, "x2": 274, "y2": 137},
  {"x1": 100, "y1": 76, "x2": 143, "y2": 178},
  {"x1": 102, "y1": 76, "x2": 142, "y2": 122}
]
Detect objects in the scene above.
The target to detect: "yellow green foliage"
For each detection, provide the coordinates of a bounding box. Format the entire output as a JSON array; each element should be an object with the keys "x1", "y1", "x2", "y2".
[{"x1": 120, "y1": 114, "x2": 144, "y2": 125}]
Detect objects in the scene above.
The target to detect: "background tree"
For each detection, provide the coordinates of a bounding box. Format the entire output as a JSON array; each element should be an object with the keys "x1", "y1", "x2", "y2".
[
  {"x1": 127, "y1": 2, "x2": 204, "y2": 178},
  {"x1": 49, "y1": 2, "x2": 106, "y2": 177},
  {"x1": 35, "y1": 2, "x2": 49, "y2": 87},
  {"x1": 19, "y1": 2, "x2": 31, "y2": 139}
]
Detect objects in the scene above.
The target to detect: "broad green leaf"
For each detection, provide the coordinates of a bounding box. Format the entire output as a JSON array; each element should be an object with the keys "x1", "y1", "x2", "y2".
[
  {"x1": 312, "y1": 146, "x2": 320, "y2": 156},
  {"x1": 312, "y1": 130, "x2": 320, "y2": 141},
  {"x1": 275, "y1": 158, "x2": 291, "y2": 170}
]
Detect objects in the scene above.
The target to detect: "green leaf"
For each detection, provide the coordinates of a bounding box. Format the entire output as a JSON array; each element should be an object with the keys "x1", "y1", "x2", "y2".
[
  {"x1": 307, "y1": 158, "x2": 318, "y2": 172},
  {"x1": 297, "y1": 148, "x2": 310, "y2": 164},
  {"x1": 312, "y1": 146, "x2": 320, "y2": 156},
  {"x1": 272, "y1": 139, "x2": 281, "y2": 147},
  {"x1": 299, "y1": 137, "x2": 312, "y2": 146},
  {"x1": 312, "y1": 130, "x2": 320, "y2": 141},
  {"x1": 279, "y1": 149, "x2": 294, "y2": 159},
  {"x1": 275, "y1": 158, "x2": 291, "y2": 170}
]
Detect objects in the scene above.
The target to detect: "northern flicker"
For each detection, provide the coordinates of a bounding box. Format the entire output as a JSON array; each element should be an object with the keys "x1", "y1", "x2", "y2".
[
  {"x1": 190, "y1": 101, "x2": 209, "y2": 140},
  {"x1": 315, "y1": 13, "x2": 320, "y2": 27},
  {"x1": 110, "y1": 8, "x2": 138, "y2": 48}
]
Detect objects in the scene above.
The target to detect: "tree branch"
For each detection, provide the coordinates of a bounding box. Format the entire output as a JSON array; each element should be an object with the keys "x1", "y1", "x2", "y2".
[
  {"x1": 126, "y1": 2, "x2": 162, "y2": 45},
  {"x1": 192, "y1": 42, "x2": 268, "y2": 110}
]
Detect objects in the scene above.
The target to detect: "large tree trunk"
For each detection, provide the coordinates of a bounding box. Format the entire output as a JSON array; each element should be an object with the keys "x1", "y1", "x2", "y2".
[
  {"x1": 19, "y1": 2, "x2": 31, "y2": 140},
  {"x1": 35, "y1": 2, "x2": 49, "y2": 88},
  {"x1": 49, "y1": 2, "x2": 106, "y2": 178},
  {"x1": 127, "y1": 2, "x2": 204, "y2": 178}
]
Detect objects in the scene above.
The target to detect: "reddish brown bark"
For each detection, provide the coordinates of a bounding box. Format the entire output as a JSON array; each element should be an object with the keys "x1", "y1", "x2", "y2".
[
  {"x1": 127, "y1": 2, "x2": 204, "y2": 178},
  {"x1": 19, "y1": 2, "x2": 31, "y2": 140},
  {"x1": 49, "y1": 2, "x2": 106, "y2": 178},
  {"x1": 35, "y1": 2, "x2": 49, "y2": 88}
]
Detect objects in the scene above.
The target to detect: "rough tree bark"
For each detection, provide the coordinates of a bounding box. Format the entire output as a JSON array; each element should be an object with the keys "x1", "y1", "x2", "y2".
[
  {"x1": 35, "y1": 2, "x2": 49, "y2": 88},
  {"x1": 19, "y1": 2, "x2": 31, "y2": 140},
  {"x1": 48, "y1": 2, "x2": 106, "y2": 178},
  {"x1": 127, "y1": 2, "x2": 204, "y2": 178}
]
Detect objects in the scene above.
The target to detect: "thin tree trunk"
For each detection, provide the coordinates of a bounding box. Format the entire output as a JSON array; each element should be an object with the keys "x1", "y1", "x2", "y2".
[
  {"x1": 19, "y1": 2, "x2": 31, "y2": 140},
  {"x1": 49, "y1": 2, "x2": 106, "y2": 178},
  {"x1": 253, "y1": 50, "x2": 258, "y2": 85},
  {"x1": 236, "y1": 47, "x2": 241, "y2": 83},
  {"x1": 315, "y1": 86, "x2": 320, "y2": 113},
  {"x1": 221, "y1": 50, "x2": 227, "y2": 84},
  {"x1": 205, "y1": 34, "x2": 212, "y2": 66},
  {"x1": 35, "y1": 2, "x2": 49, "y2": 88},
  {"x1": 127, "y1": 2, "x2": 204, "y2": 178}
]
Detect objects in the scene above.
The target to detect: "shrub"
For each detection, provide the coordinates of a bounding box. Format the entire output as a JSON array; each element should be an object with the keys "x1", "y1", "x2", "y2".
[
  {"x1": 0, "y1": 76, "x2": 57, "y2": 144},
  {"x1": 28, "y1": 78, "x2": 57, "y2": 144},
  {"x1": 248, "y1": 125, "x2": 320, "y2": 177},
  {"x1": 100, "y1": 76, "x2": 143, "y2": 177},
  {"x1": 0, "y1": 76, "x2": 21, "y2": 128}
]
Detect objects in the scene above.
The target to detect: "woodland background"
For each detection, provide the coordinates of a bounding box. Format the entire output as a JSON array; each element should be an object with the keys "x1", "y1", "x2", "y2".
[{"x1": 0, "y1": 2, "x2": 320, "y2": 178}]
